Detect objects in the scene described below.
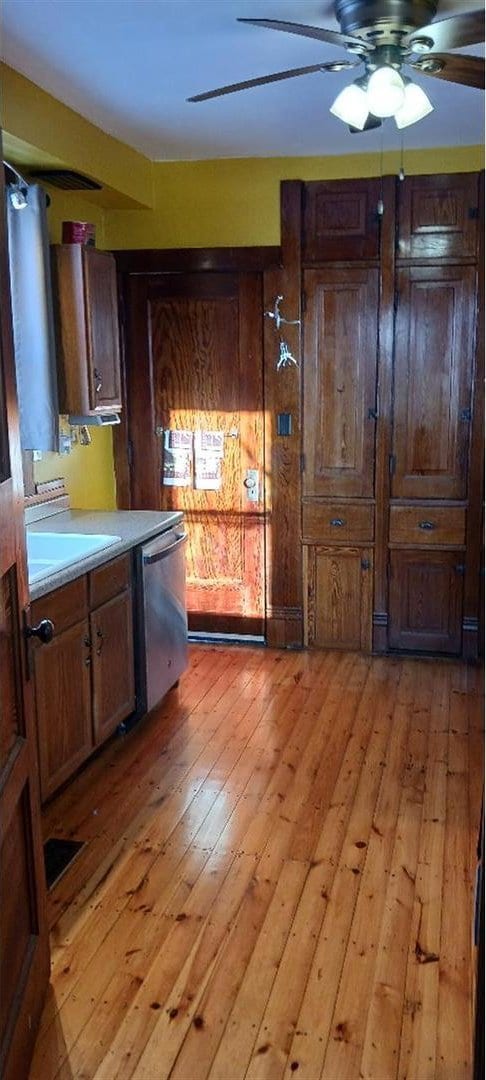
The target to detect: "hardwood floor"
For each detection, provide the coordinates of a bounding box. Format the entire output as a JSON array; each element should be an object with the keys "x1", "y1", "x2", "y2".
[{"x1": 30, "y1": 645, "x2": 483, "y2": 1080}]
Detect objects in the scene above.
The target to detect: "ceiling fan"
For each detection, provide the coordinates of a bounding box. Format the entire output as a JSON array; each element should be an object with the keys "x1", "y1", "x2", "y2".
[{"x1": 188, "y1": 1, "x2": 485, "y2": 132}]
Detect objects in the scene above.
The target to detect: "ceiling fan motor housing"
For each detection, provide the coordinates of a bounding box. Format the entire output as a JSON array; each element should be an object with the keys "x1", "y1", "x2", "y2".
[{"x1": 334, "y1": 0, "x2": 439, "y2": 41}]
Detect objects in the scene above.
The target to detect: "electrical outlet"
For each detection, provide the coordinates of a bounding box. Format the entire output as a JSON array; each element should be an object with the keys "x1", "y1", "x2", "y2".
[
  {"x1": 58, "y1": 434, "x2": 71, "y2": 455},
  {"x1": 32, "y1": 450, "x2": 42, "y2": 461}
]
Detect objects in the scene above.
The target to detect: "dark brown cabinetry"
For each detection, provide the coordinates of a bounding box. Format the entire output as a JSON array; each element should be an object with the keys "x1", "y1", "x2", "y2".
[
  {"x1": 31, "y1": 554, "x2": 134, "y2": 801},
  {"x1": 301, "y1": 171, "x2": 482, "y2": 658},
  {"x1": 52, "y1": 244, "x2": 122, "y2": 415}
]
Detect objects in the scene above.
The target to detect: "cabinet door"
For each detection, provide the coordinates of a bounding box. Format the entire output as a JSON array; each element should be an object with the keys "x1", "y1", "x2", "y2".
[
  {"x1": 388, "y1": 550, "x2": 463, "y2": 654},
  {"x1": 91, "y1": 590, "x2": 135, "y2": 745},
  {"x1": 391, "y1": 265, "x2": 476, "y2": 500},
  {"x1": 306, "y1": 546, "x2": 372, "y2": 651},
  {"x1": 34, "y1": 619, "x2": 93, "y2": 800},
  {"x1": 303, "y1": 268, "x2": 379, "y2": 497},
  {"x1": 397, "y1": 173, "x2": 480, "y2": 260},
  {"x1": 303, "y1": 179, "x2": 382, "y2": 262},
  {"x1": 83, "y1": 248, "x2": 121, "y2": 412}
]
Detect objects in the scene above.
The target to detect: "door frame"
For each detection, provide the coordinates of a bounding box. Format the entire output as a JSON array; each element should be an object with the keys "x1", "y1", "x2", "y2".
[{"x1": 113, "y1": 229, "x2": 305, "y2": 647}]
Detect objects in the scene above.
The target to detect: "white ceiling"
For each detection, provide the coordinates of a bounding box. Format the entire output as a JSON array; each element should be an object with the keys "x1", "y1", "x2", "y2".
[{"x1": 2, "y1": 0, "x2": 484, "y2": 161}]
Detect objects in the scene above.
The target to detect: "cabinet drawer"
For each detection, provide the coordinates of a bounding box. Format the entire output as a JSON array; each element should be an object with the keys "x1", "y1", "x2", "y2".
[
  {"x1": 31, "y1": 575, "x2": 88, "y2": 635},
  {"x1": 303, "y1": 502, "x2": 374, "y2": 543},
  {"x1": 89, "y1": 553, "x2": 131, "y2": 609},
  {"x1": 389, "y1": 506, "x2": 466, "y2": 546}
]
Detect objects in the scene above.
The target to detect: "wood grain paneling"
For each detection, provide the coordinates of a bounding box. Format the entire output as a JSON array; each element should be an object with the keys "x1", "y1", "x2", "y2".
[
  {"x1": 397, "y1": 172, "x2": 480, "y2": 260},
  {"x1": 34, "y1": 618, "x2": 93, "y2": 800},
  {"x1": 302, "y1": 500, "x2": 374, "y2": 544},
  {"x1": 306, "y1": 546, "x2": 373, "y2": 650},
  {"x1": 264, "y1": 181, "x2": 303, "y2": 646},
  {"x1": 31, "y1": 575, "x2": 88, "y2": 635},
  {"x1": 303, "y1": 267, "x2": 379, "y2": 498},
  {"x1": 83, "y1": 248, "x2": 121, "y2": 411},
  {"x1": 389, "y1": 504, "x2": 466, "y2": 546},
  {"x1": 89, "y1": 553, "x2": 131, "y2": 610},
  {"x1": 303, "y1": 178, "x2": 382, "y2": 262},
  {"x1": 388, "y1": 550, "x2": 464, "y2": 653},
  {"x1": 392, "y1": 265, "x2": 476, "y2": 501},
  {"x1": 91, "y1": 590, "x2": 135, "y2": 745}
]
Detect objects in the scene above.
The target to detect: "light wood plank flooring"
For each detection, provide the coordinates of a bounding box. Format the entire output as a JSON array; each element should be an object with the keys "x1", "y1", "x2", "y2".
[{"x1": 30, "y1": 646, "x2": 484, "y2": 1080}]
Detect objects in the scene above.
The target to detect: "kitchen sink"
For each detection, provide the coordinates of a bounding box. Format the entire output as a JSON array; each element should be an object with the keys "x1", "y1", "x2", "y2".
[{"x1": 26, "y1": 532, "x2": 122, "y2": 583}]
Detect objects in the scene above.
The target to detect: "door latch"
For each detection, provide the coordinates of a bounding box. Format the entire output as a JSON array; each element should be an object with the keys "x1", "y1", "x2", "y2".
[{"x1": 243, "y1": 469, "x2": 259, "y2": 503}]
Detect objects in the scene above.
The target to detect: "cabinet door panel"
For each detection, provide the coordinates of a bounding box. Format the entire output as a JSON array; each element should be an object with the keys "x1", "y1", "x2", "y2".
[
  {"x1": 388, "y1": 550, "x2": 463, "y2": 654},
  {"x1": 307, "y1": 546, "x2": 372, "y2": 651},
  {"x1": 91, "y1": 590, "x2": 135, "y2": 745},
  {"x1": 34, "y1": 619, "x2": 92, "y2": 800},
  {"x1": 303, "y1": 268, "x2": 378, "y2": 497},
  {"x1": 83, "y1": 248, "x2": 121, "y2": 411},
  {"x1": 392, "y1": 265, "x2": 476, "y2": 500},
  {"x1": 397, "y1": 173, "x2": 480, "y2": 260},
  {"x1": 303, "y1": 179, "x2": 382, "y2": 261}
]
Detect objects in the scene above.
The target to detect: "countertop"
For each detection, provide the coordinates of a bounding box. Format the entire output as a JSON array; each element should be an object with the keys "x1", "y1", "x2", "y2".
[{"x1": 28, "y1": 508, "x2": 183, "y2": 601}]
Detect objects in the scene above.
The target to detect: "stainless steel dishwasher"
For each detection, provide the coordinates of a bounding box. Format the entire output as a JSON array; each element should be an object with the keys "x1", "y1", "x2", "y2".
[{"x1": 137, "y1": 526, "x2": 188, "y2": 713}]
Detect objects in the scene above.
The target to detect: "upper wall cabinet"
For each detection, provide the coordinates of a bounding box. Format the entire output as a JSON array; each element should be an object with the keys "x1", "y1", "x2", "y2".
[
  {"x1": 303, "y1": 266, "x2": 379, "y2": 497},
  {"x1": 397, "y1": 173, "x2": 480, "y2": 261},
  {"x1": 52, "y1": 245, "x2": 122, "y2": 415},
  {"x1": 391, "y1": 264, "x2": 476, "y2": 500},
  {"x1": 303, "y1": 179, "x2": 382, "y2": 262}
]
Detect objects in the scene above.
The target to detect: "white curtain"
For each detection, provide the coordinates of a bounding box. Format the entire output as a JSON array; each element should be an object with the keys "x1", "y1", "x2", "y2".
[{"x1": 6, "y1": 183, "x2": 59, "y2": 451}]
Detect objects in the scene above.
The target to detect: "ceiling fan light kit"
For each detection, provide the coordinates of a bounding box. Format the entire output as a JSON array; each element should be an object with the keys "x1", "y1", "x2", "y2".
[{"x1": 189, "y1": 1, "x2": 483, "y2": 136}]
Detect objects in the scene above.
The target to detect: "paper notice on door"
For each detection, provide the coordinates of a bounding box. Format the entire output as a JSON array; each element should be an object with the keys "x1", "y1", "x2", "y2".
[
  {"x1": 162, "y1": 429, "x2": 193, "y2": 486},
  {"x1": 194, "y1": 430, "x2": 225, "y2": 490}
]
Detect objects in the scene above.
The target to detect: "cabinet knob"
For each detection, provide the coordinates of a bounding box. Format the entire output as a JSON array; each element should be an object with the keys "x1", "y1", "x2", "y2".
[
  {"x1": 96, "y1": 628, "x2": 104, "y2": 656},
  {"x1": 25, "y1": 618, "x2": 54, "y2": 645},
  {"x1": 418, "y1": 520, "x2": 436, "y2": 531},
  {"x1": 361, "y1": 558, "x2": 370, "y2": 571},
  {"x1": 93, "y1": 368, "x2": 103, "y2": 394},
  {"x1": 330, "y1": 518, "x2": 346, "y2": 528}
]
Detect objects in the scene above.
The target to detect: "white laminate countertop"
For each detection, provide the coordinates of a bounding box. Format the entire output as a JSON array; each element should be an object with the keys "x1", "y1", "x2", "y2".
[{"x1": 28, "y1": 508, "x2": 183, "y2": 601}]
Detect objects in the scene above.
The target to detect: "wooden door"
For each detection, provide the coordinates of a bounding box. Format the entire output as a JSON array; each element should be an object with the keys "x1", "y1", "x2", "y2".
[
  {"x1": 391, "y1": 265, "x2": 476, "y2": 500},
  {"x1": 84, "y1": 248, "x2": 121, "y2": 411},
  {"x1": 397, "y1": 172, "x2": 480, "y2": 260},
  {"x1": 303, "y1": 267, "x2": 379, "y2": 497},
  {"x1": 127, "y1": 271, "x2": 265, "y2": 636},
  {"x1": 388, "y1": 549, "x2": 463, "y2": 653},
  {"x1": 306, "y1": 545, "x2": 373, "y2": 650},
  {"x1": 0, "y1": 140, "x2": 49, "y2": 1079},
  {"x1": 91, "y1": 589, "x2": 135, "y2": 745},
  {"x1": 34, "y1": 618, "x2": 93, "y2": 801}
]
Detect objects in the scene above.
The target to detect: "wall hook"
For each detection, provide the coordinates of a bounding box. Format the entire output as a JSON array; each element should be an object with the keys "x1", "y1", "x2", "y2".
[{"x1": 264, "y1": 295, "x2": 301, "y2": 332}]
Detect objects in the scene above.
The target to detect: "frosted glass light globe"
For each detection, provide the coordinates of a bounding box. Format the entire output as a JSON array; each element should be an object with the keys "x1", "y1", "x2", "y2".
[{"x1": 366, "y1": 67, "x2": 405, "y2": 117}]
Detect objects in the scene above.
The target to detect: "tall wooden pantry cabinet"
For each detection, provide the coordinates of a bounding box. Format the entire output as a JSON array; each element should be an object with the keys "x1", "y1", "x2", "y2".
[{"x1": 300, "y1": 172, "x2": 483, "y2": 659}]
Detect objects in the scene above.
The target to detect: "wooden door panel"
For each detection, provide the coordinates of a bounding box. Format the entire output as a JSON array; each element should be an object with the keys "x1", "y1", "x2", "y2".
[
  {"x1": 388, "y1": 550, "x2": 463, "y2": 653},
  {"x1": 392, "y1": 266, "x2": 476, "y2": 500},
  {"x1": 307, "y1": 545, "x2": 372, "y2": 650},
  {"x1": 84, "y1": 248, "x2": 121, "y2": 411},
  {"x1": 147, "y1": 272, "x2": 265, "y2": 629},
  {"x1": 303, "y1": 179, "x2": 382, "y2": 261},
  {"x1": 303, "y1": 268, "x2": 379, "y2": 497},
  {"x1": 91, "y1": 590, "x2": 135, "y2": 744},
  {"x1": 0, "y1": 133, "x2": 49, "y2": 1080},
  {"x1": 397, "y1": 173, "x2": 480, "y2": 260},
  {"x1": 34, "y1": 619, "x2": 93, "y2": 800}
]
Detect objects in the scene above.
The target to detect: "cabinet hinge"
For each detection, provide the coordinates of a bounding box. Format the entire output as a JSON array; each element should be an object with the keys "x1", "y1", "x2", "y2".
[
  {"x1": 300, "y1": 453, "x2": 306, "y2": 473},
  {"x1": 469, "y1": 206, "x2": 480, "y2": 220},
  {"x1": 389, "y1": 454, "x2": 396, "y2": 475},
  {"x1": 127, "y1": 440, "x2": 134, "y2": 467}
]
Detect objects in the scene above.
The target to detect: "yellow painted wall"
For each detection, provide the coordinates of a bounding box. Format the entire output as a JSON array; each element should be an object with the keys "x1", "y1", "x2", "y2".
[
  {"x1": 105, "y1": 144, "x2": 483, "y2": 249},
  {"x1": 34, "y1": 426, "x2": 116, "y2": 509}
]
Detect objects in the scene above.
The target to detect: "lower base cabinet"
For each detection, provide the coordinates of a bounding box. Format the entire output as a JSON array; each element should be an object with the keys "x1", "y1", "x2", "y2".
[
  {"x1": 305, "y1": 545, "x2": 373, "y2": 651},
  {"x1": 31, "y1": 554, "x2": 135, "y2": 802},
  {"x1": 388, "y1": 549, "x2": 464, "y2": 654}
]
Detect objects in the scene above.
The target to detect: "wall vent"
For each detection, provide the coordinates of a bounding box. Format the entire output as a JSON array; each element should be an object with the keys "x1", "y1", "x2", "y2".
[{"x1": 28, "y1": 169, "x2": 102, "y2": 191}]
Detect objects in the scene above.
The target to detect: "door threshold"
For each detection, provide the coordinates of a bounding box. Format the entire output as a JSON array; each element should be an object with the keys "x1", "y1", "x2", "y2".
[{"x1": 188, "y1": 631, "x2": 266, "y2": 646}]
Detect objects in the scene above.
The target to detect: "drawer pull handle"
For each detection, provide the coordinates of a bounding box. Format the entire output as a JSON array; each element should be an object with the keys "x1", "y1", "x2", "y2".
[
  {"x1": 418, "y1": 520, "x2": 436, "y2": 531},
  {"x1": 94, "y1": 368, "x2": 103, "y2": 394},
  {"x1": 96, "y1": 629, "x2": 104, "y2": 656},
  {"x1": 330, "y1": 518, "x2": 346, "y2": 528}
]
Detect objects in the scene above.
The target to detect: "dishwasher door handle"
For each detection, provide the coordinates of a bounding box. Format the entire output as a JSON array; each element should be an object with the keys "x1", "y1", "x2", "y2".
[{"x1": 142, "y1": 531, "x2": 187, "y2": 564}]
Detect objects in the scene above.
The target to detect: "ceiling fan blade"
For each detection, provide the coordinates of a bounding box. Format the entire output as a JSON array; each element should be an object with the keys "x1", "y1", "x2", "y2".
[
  {"x1": 237, "y1": 18, "x2": 372, "y2": 52},
  {"x1": 411, "y1": 52, "x2": 485, "y2": 89},
  {"x1": 187, "y1": 63, "x2": 342, "y2": 102},
  {"x1": 406, "y1": 9, "x2": 484, "y2": 51}
]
